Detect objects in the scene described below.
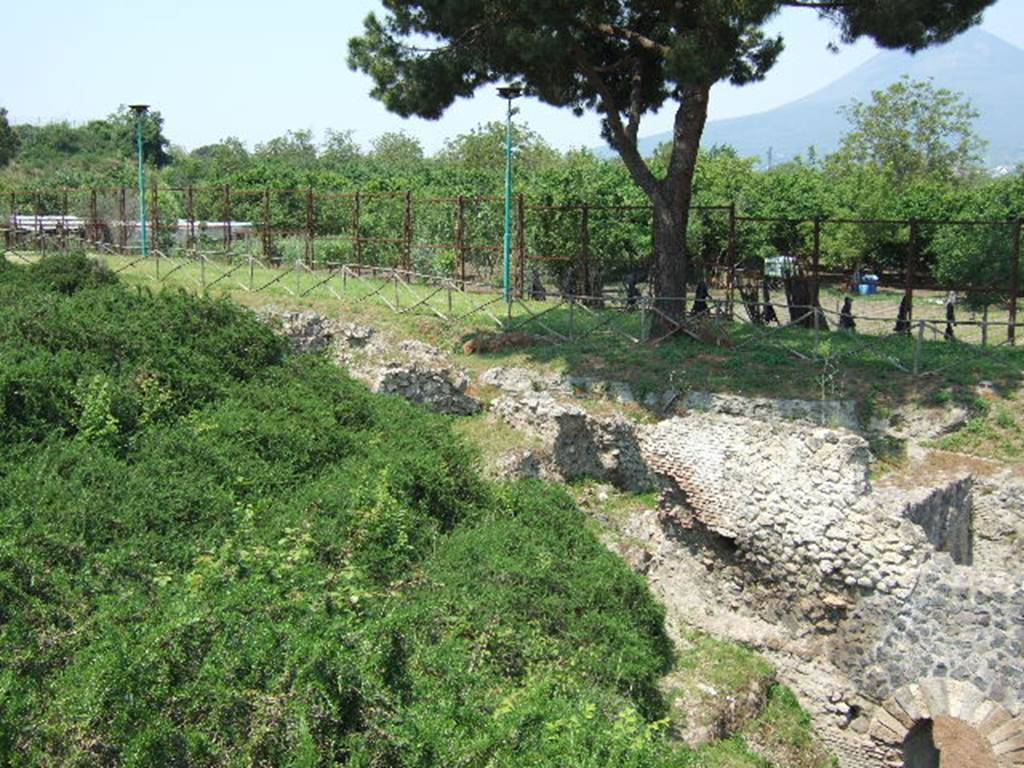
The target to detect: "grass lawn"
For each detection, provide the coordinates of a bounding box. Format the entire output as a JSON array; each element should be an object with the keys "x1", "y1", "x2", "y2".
[{"x1": 8, "y1": 249, "x2": 1023, "y2": 421}]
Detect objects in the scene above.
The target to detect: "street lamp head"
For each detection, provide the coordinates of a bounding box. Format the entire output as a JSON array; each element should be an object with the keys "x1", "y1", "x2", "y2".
[
  {"x1": 496, "y1": 83, "x2": 523, "y2": 101},
  {"x1": 128, "y1": 104, "x2": 150, "y2": 115}
]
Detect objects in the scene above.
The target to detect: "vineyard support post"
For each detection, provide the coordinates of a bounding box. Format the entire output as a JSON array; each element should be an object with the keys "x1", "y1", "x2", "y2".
[
  {"x1": 224, "y1": 184, "x2": 232, "y2": 259},
  {"x1": 402, "y1": 190, "x2": 412, "y2": 272},
  {"x1": 455, "y1": 195, "x2": 466, "y2": 289},
  {"x1": 905, "y1": 219, "x2": 919, "y2": 321},
  {"x1": 61, "y1": 189, "x2": 69, "y2": 251},
  {"x1": 261, "y1": 188, "x2": 271, "y2": 264},
  {"x1": 1009, "y1": 217, "x2": 1021, "y2": 346},
  {"x1": 89, "y1": 189, "x2": 99, "y2": 251},
  {"x1": 352, "y1": 191, "x2": 362, "y2": 271},
  {"x1": 913, "y1": 319, "x2": 925, "y2": 376},
  {"x1": 119, "y1": 187, "x2": 128, "y2": 253},
  {"x1": 727, "y1": 202, "x2": 737, "y2": 321},
  {"x1": 306, "y1": 186, "x2": 315, "y2": 267},
  {"x1": 515, "y1": 193, "x2": 526, "y2": 297},
  {"x1": 580, "y1": 204, "x2": 591, "y2": 301},
  {"x1": 812, "y1": 218, "x2": 821, "y2": 332},
  {"x1": 150, "y1": 179, "x2": 159, "y2": 266},
  {"x1": 186, "y1": 185, "x2": 195, "y2": 253}
]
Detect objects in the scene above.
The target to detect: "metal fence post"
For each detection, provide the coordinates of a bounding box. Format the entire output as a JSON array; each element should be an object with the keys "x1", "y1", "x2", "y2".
[
  {"x1": 34, "y1": 192, "x2": 44, "y2": 255},
  {"x1": 306, "y1": 186, "x2": 315, "y2": 267},
  {"x1": 812, "y1": 217, "x2": 822, "y2": 331},
  {"x1": 261, "y1": 188, "x2": 271, "y2": 264},
  {"x1": 913, "y1": 319, "x2": 925, "y2": 376},
  {"x1": 186, "y1": 185, "x2": 196, "y2": 253},
  {"x1": 150, "y1": 179, "x2": 159, "y2": 263},
  {"x1": 455, "y1": 194, "x2": 466, "y2": 288},
  {"x1": 61, "y1": 189, "x2": 69, "y2": 251},
  {"x1": 352, "y1": 190, "x2": 362, "y2": 271},
  {"x1": 402, "y1": 190, "x2": 413, "y2": 273},
  {"x1": 905, "y1": 218, "x2": 918, "y2": 321},
  {"x1": 4, "y1": 192, "x2": 12, "y2": 252},
  {"x1": 727, "y1": 202, "x2": 737, "y2": 321},
  {"x1": 89, "y1": 189, "x2": 99, "y2": 252},
  {"x1": 119, "y1": 187, "x2": 128, "y2": 253},
  {"x1": 515, "y1": 193, "x2": 526, "y2": 297},
  {"x1": 224, "y1": 184, "x2": 233, "y2": 259},
  {"x1": 580, "y1": 203, "x2": 591, "y2": 299},
  {"x1": 1009, "y1": 217, "x2": 1021, "y2": 346}
]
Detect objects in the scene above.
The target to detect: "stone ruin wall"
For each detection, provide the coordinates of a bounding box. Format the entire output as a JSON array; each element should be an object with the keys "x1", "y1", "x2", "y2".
[
  {"x1": 639, "y1": 412, "x2": 1024, "y2": 710},
  {"x1": 262, "y1": 312, "x2": 1024, "y2": 765}
]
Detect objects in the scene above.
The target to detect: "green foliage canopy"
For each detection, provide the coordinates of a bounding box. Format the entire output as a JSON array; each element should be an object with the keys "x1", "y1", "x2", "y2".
[
  {"x1": 0, "y1": 108, "x2": 17, "y2": 167},
  {"x1": 832, "y1": 76, "x2": 987, "y2": 184}
]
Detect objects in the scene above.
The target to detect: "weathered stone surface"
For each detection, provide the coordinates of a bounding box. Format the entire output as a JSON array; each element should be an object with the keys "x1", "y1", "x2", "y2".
[
  {"x1": 684, "y1": 391, "x2": 861, "y2": 430},
  {"x1": 371, "y1": 362, "x2": 481, "y2": 415},
  {"x1": 261, "y1": 309, "x2": 340, "y2": 353},
  {"x1": 479, "y1": 366, "x2": 570, "y2": 395},
  {"x1": 491, "y1": 394, "x2": 655, "y2": 491},
  {"x1": 260, "y1": 308, "x2": 481, "y2": 415},
  {"x1": 885, "y1": 401, "x2": 974, "y2": 441}
]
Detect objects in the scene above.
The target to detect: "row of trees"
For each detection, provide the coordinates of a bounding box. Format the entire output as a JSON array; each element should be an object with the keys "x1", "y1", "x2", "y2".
[{"x1": 2, "y1": 79, "x2": 1022, "y2": 298}]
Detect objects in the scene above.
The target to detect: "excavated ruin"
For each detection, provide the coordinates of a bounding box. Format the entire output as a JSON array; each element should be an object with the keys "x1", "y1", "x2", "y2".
[{"x1": 266, "y1": 309, "x2": 1024, "y2": 768}]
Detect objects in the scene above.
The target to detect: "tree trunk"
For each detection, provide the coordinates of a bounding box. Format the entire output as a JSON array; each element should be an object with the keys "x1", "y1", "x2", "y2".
[
  {"x1": 651, "y1": 196, "x2": 689, "y2": 328},
  {"x1": 646, "y1": 84, "x2": 709, "y2": 333}
]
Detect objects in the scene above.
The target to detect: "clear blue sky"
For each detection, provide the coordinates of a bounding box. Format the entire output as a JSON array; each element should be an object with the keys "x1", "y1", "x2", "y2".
[{"x1": 3, "y1": 0, "x2": 1022, "y2": 154}]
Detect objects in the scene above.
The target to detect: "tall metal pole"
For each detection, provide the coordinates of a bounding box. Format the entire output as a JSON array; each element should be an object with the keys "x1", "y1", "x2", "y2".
[
  {"x1": 129, "y1": 104, "x2": 150, "y2": 258},
  {"x1": 498, "y1": 84, "x2": 522, "y2": 306},
  {"x1": 502, "y1": 97, "x2": 514, "y2": 304}
]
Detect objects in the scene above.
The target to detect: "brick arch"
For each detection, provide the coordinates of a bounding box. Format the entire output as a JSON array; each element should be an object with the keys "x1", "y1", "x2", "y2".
[{"x1": 869, "y1": 678, "x2": 1024, "y2": 767}]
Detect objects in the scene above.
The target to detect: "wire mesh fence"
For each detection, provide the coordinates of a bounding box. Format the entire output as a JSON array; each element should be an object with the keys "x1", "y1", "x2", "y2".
[{"x1": 2, "y1": 184, "x2": 1022, "y2": 377}]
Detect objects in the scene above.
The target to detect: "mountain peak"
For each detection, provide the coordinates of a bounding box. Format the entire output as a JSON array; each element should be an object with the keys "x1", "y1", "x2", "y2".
[{"x1": 633, "y1": 29, "x2": 1024, "y2": 166}]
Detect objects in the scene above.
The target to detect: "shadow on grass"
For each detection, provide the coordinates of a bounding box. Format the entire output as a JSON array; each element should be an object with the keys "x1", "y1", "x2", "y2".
[{"x1": 460, "y1": 303, "x2": 1024, "y2": 414}]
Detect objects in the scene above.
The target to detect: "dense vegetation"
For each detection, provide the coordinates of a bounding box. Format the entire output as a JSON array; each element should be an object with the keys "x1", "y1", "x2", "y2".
[
  {"x1": 2, "y1": 80, "x2": 1022, "y2": 298},
  {"x1": 0, "y1": 254, "x2": 690, "y2": 766}
]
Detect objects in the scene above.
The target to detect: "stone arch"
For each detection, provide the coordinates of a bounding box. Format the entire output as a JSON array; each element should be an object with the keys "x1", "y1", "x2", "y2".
[{"x1": 869, "y1": 678, "x2": 1024, "y2": 767}]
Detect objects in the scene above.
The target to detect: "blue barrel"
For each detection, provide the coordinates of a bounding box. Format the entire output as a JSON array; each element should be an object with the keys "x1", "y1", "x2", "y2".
[{"x1": 858, "y1": 273, "x2": 879, "y2": 295}]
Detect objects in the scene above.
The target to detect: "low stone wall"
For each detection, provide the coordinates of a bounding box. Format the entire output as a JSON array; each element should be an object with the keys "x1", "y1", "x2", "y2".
[
  {"x1": 684, "y1": 391, "x2": 861, "y2": 431},
  {"x1": 638, "y1": 413, "x2": 925, "y2": 604},
  {"x1": 974, "y1": 470, "x2": 1024, "y2": 570},
  {"x1": 260, "y1": 308, "x2": 481, "y2": 415},
  {"x1": 491, "y1": 394, "x2": 655, "y2": 491}
]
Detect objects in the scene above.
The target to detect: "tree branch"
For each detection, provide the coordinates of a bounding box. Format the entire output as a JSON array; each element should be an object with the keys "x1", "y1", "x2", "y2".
[
  {"x1": 594, "y1": 23, "x2": 670, "y2": 55},
  {"x1": 626, "y1": 58, "x2": 643, "y2": 145},
  {"x1": 778, "y1": 1, "x2": 854, "y2": 8},
  {"x1": 569, "y1": 42, "x2": 658, "y2": 195}
]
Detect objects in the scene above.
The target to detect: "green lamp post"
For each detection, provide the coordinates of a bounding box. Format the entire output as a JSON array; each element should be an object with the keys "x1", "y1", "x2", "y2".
[
  {"x1": 128, "y1": 104, "x2": 149, "y2": 258},
  {"x1": 497, "y1": 84, "x2": 523, "y2": 305}
]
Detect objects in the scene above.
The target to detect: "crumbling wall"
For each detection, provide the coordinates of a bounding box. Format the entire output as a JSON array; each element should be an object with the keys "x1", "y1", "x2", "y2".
[
  {"x1": 899, "y1": 478, "x2": 974, "y2": 565},
  {"x1": 491, "y1": 394, "x2": 655, "y2": 491},
  {"x1": 639, "y1": 413, "x2": 928, "y2": 607}
]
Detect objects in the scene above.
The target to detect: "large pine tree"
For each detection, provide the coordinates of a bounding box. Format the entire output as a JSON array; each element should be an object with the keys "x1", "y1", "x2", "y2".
[{"x1": 349, "y1": 0, "x2": 995, "y2": 325}]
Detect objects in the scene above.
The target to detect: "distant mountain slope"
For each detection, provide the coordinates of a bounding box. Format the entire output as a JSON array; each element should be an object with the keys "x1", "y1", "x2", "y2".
[{"x1": 630, "y1": 29, "x2": 1024, "y2": 167}]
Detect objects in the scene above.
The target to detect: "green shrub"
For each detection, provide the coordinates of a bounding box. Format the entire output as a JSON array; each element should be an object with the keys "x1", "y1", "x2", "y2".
[{"x1": 0, "y1": 258, "x2": 682, "y2": 767}]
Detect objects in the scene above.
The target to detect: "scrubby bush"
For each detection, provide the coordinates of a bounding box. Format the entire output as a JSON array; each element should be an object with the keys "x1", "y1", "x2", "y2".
[{"x1": 0, "y1": 255, "x2": 679, "y2": 767}]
